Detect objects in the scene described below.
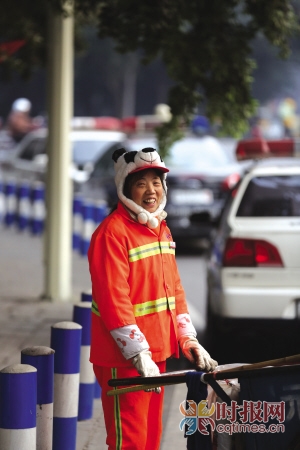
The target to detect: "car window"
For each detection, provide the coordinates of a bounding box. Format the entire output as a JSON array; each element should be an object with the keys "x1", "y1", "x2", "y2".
[
  {"x1": 19, "y1": 138, "x2": 46, "y2": 160},
  {"x1": 72, "y1": 140, "x2": 118, "y2": 165},
  {"x1": 236, "y1": 175, "x2": 300, "y2": 217},
  {"x1": 164, "y1": 137, "x2": 230, "y2": 170},
  {"x1": 129, "y1": 136, "x2": 232, "y2": 169},
  {"x1": 92, "y1": 143, "x2": 124, "y2": 175},
  {"x1": 128, "y1": 139, "x2": 157, "y2": 151}
]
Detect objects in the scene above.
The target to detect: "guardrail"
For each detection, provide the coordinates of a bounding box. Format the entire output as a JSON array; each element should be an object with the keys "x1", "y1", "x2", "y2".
[{"x1": 0, "y1": 178, "x2": 108, "y2": 256}]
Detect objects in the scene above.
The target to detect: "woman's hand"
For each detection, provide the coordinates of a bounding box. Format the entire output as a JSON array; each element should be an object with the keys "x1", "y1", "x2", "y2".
[
  {"x1": 131, "y1": 350, "x2": 161, "y2": 393},
  {"x1": 179, "y1": 336, "x2": 218, "y2": 372}
]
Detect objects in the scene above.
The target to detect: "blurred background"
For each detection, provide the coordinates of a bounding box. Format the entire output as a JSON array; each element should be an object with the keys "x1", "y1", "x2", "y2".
[
  {"x1": 1, "y1": 3, "x2": 300, "y2": 369},
  {"x1": 1, "y1": 25, "x2": 300, "y2": 138}
]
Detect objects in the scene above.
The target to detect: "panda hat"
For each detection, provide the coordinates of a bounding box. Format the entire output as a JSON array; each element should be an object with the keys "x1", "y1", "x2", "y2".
[{"x1": 112, "y1": 147, "x2": 169, "y2": 229}]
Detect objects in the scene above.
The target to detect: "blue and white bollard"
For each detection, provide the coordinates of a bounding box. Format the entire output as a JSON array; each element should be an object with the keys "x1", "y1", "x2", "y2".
[
  {"x1": 31, "y1": 181, "x2": 46, "y2": 235},
  {"x1": 93, "y1": 199, "x2": 108, "y2": 227},
  {"x1": 0, "y1": 179, "x2": 6, "y2": 223},
  {"x1": 72, "y1": 194, "x2": 83, "y2": 250},
  {"x1": 51, "y1": 321, "x2": 82, "y2": 450},
  {"x1": 80, "y1": 289, "x2": 101, "y2": 399},
  {"x1": 17, "y1": 182, "x2": 32, "y2": 231},
  {"x1": 80, "y1": 201, "x2": 94, "y2": 256},
  {"x1": 21, "y1": 346, "x2": 55, "y2": 450},
  {"x1": 81, "y1": 289, "x2": 92, "y2": 303},
  {"x1": 73, "y1": 302, "x2": 95, "y2": 420},
  {"x1": 4, "y1": 179, "x2": 17, "y2": 227},
  {"x1": 0, "y1": 364, "x2": 37, "y2": 449}
]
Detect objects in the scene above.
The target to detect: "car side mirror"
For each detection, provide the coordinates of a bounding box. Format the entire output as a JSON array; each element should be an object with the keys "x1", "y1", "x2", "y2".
[
  {"x1": 70, "y1": 162, "x2": 90, "y2": 183},
  {"x1": 33, "y1": 154, "x2": 48, "y2": 167},
  {"x1": 83, "y1": 161, "x2": 94, "y2": 174}
]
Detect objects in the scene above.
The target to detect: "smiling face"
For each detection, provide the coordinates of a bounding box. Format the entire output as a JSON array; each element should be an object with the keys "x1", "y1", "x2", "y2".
[{"x1": 129, "y1": 169, "x2": 164, "y2": 213}]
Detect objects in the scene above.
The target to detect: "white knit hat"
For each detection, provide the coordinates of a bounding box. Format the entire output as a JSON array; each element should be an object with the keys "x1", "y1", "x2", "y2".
[{"x1": 112, "y1": 147, "x2": 169, "y2": 228}]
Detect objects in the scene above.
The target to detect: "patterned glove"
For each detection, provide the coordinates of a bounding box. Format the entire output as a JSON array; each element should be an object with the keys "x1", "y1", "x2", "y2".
[
  {"x1": 131, "y1": 350, "x2": 161, "y2": 394},
  {"x1": 179, "y1": 336, "x2": 218, "y2": 372}
]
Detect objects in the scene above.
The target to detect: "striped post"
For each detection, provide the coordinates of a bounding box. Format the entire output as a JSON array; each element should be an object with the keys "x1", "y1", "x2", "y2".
[
  {"x1": 51, "y1": 321, "x2": 82, "y2": 450},
  {"x1": 31, "y1": 181, "x2": 46, "y2": 235},
  {"x1": 4, "y1": 179, "x2": 17, "y2": 227},
  {"x1": 21, "y1": 346, "x2": 55, "y2": 450},
  {"x1": 17, "y1": 181, "x2": 32, "y2": 231},
  {"x1": 72, "y1": 194, "x2": 83, "y2": 250},
  {"x1": 0, "y1": 364, "x2": 37, "y2": 450},
  {"x1": 80, "y1": 201, "x2": 94, "y2": 256},
  {"x1": 81, "y1": 289, "x2": 92, "y2": 303},
  {"x1": 0, "y1": 178, "x2": 6, "y2": 223},
  {"x1": 73, "y1": 302, "x2": 95, "y2": 420},
  {"x1": 81, "y1": 289, "x2": 101, "y2": 399},
  {"x1": 93, "y1": 200, "x2": 107, "y2": 228}
]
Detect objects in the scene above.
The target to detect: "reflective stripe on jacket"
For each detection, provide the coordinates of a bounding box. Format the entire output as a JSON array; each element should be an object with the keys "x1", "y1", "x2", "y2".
[{"x1": 88, "y1": 202, "x2": 189, "y2": 367}]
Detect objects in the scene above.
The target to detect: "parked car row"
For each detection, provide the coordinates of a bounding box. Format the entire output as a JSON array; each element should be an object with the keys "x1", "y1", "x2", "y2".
[
  {"x1": 2, "y1": 129, "x2": 300, "y2": 328},
  {"x1": 0, "y1": 127, "x2": 129, "y2": 187},
  {"x1": 0, "y1": 129, "x2": 245, "y2": 241}
]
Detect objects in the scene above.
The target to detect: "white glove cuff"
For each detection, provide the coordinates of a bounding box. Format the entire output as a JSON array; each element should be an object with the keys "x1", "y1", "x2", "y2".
[
  {"x1": 176, "y1": 313, "x2": 197, "y2": 339},
  {"x1": 110, "y1": 324, "x2": 149, "y2": 360}
]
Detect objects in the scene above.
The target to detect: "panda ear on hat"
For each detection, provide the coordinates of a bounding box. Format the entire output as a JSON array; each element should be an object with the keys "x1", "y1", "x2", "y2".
[
  {"x1": 112, "y1": 148, "x2": 127, "y2": 162},
  {"x1": 112, "y1": 148, "x2": 139, "y2": 165}
]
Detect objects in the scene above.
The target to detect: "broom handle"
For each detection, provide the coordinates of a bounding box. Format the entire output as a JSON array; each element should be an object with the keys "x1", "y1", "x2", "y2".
[
  {"x1": 108, "y1": 370, "x2": 195, "y2": 387},
  {"x1": 219, "y1": 353, "x2": 300, "y2": 374},
  {"x1": 108, "y1": 353, "x2": 300, "y2": 387},
  {"x1": 107, "y1": 363, "x2": 300, "y2": 396},
  {"x1": 107, "y1": 382, "x2": 174, "y2": 396}
]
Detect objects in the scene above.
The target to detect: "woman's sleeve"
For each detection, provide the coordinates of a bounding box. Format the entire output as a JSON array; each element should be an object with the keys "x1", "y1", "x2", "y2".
[{"x1": 88, "y1": 230, "x2": 136, "y2": 331}]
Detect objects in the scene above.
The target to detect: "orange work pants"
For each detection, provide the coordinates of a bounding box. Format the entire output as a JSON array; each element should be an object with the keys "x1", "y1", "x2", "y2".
[{"x1": 94, "y1": 361, "x2": 166, "y2": 450}]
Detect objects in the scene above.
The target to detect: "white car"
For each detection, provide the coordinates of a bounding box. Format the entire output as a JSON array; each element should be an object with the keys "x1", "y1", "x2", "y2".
[
  {"x1": 1, "y1": 127, "x2": 128, "y2": 185},
  {"x1": 207, "y1": 157, "x2": 300, "y2": 329}
]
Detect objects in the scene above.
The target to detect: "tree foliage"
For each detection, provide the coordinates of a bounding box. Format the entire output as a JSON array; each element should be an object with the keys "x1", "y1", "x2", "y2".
[
  {"x1": 1, "y1": 0, "x2": 300, "y2": 148},
  {"x1": 91, "y1": 0, "x2": 300, "y2": 139},
  {"x1": 0, "y1": 0, "x2": 87, "y2": 79},
  {"x1": 0, "y1": 0, "x2": 48, "y2": 78}
]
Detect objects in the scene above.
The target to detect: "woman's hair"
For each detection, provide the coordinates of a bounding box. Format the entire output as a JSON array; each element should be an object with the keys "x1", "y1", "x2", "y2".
[{"x1": 123, "y1": 168, "x2": 166, "y2": 200}]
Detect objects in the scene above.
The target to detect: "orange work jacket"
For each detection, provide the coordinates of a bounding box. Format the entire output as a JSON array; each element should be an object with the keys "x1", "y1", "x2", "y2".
[{"x1": 88, "y1": 202, "x2": 189, "y2": 367}]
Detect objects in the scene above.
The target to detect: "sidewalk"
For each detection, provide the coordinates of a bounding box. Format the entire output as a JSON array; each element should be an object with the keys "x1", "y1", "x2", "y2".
[{"x1": 0, "y1": 225, "x2": 188, "y2": 449}]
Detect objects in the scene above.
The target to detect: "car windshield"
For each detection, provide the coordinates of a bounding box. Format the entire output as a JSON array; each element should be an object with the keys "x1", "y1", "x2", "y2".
[
  {"x1": 72, "y1": 140, "x2": 115, "y2": 165},
  {"x1": 237, "y1": 175, "x2": 300, "y2": 217},
  {"x1": 164, "y1": 137, "x2": 230, "y2": 170}
]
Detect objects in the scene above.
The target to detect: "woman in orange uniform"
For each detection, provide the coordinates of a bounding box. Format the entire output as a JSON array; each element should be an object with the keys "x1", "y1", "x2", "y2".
[{"x1": 88, "y1": 147, "x2": 217, "y2": 450}]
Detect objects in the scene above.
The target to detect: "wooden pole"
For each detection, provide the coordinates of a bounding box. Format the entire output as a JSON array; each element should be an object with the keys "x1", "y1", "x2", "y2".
[
  {"x1": 107, "y1": 355, "x2": 300, "y2": 396},
  {"x1": 218, "y1": 353, "x2": 300, "y2": 373},
  {"x1": 107, "y1": 382, "x2": 174, "y2": 396},
  {"x1": 108, "y1": 353, "x2": 300, "y2": 388}
]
